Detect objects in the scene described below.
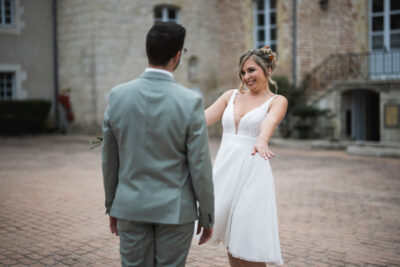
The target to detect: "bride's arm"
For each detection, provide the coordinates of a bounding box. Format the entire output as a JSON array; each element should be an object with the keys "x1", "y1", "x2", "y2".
[
  {"x1": 252, "y1": 95, "x2": 288, "y2": 159},
  {"x1": 205, "y1": 89, "x2": 235, "y2": 126}
]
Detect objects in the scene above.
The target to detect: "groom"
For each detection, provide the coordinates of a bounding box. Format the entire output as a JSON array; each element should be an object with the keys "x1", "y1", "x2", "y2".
[{"x1": 102, "y1": 21, "x2": 214, "y2": 267}]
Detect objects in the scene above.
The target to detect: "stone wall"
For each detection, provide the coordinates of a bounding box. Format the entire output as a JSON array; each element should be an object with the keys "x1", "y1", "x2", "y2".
[
  {"x1": 213, "y1": 0, "x2": 369, "y2": 89},
  {"x1": 380, "y1": 82, "x2": 400, "y2": 142},
  {"x1": 295, "y1": 0, "x2": 368, "y2": 85},
  {"x1": 216, "y1": 0, "x2": 248, "y2": 92},
  {"x1": 273, "y1": 0, "x2": 294, "y2": 83},
  {"x1": 58, "y1": 0, "x2": 219, "y2": 132},
  {"x1": 0, "y1": 0, "x2": 55, "y2": 121},
  {"x1": 56, "y1": 0, "x2": 374, "y2": 135}
]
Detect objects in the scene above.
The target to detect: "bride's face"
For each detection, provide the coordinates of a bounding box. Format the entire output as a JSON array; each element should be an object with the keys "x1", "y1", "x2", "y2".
[{"x1": 240, "y1": 58, "x2": 268, "y2": 91}]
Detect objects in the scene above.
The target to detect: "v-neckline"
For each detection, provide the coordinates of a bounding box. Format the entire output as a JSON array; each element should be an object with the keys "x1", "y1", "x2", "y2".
[{"x1": 232, "y1": 91, "x2": 275, "y2": 134}]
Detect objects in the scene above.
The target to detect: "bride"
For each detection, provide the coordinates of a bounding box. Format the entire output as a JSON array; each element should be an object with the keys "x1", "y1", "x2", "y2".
[{"x1": 205, "y1": 46, "x2": 287, "y2": 266}]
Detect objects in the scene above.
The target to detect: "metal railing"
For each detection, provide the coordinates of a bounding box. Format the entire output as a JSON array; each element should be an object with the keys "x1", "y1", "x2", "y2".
[{"x1": 308, "y1": 50, "x2": 400, "y2": 92}]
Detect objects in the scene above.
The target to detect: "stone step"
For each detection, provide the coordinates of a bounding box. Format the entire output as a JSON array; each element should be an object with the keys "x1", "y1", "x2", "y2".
[
  {"x1": 271, "y1": 138, "x2": 400, "y2": 158},
  {"x1": 347, "y1": 144, "x2": 400, "y2": 158}
]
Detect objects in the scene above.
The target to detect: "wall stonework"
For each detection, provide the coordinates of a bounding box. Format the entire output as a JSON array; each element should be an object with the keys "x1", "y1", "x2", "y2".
[
  {"x1": 58, "y1": 0, "x2": 219, "y2": 132},
  {"x1": 56, "y1": 0, "x2": 373, "y2": 130},
  {"x1": 216, "y1": 0, "x2": 247, "y2": 93},
  {"x1": 2, "y1": 0, "x2": 397, "y2": 141},
  {"x1": 274, "y1": 0, "x2": 293, "y2": 82},
  {"x1": 55, "y1": 0, "x2": 398, "y2": 141},
  {"x1": 296, "y1": 0, "x2": 368, "y2": 84},
  {"x1": 56, "y1": 0, "x2": 303, "y2": 131},
  {"x1": 353, "y1": 0, "x2": 369, "y2": 52},
  {"x1": 213, "y1": 0, "x2": 369, "y2": 88}
]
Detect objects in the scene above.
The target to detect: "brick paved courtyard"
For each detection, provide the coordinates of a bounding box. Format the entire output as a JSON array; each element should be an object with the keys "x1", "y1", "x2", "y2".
[{"x1": 0, "y1": 135, "x2": 399, "y2": 266}]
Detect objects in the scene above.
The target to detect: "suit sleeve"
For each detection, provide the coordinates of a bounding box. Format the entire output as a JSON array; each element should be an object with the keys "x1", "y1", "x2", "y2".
[
  {"x1": 186, "y1": 97, "x2": 215, "y2": 229},
  {"x1": 102, "y1": 105, "x2": 119, "y2": 214}
]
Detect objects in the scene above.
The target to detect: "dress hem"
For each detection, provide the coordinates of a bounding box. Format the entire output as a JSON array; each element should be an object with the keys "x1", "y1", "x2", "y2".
[
  {"x1": 228, "y1": 248, "x2": 284, "y2": 266},
  {"x1": 210, "y1": 238, "x2": 283, "y2": 265}
]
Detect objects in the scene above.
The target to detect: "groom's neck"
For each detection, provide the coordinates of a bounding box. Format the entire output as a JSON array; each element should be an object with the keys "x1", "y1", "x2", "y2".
[
  {"x1": 148, "y1": 55, "x2": 178, "y2": 73},
  {"x1": 148, "y1": 64, "x2": 174, "y2": 72}
]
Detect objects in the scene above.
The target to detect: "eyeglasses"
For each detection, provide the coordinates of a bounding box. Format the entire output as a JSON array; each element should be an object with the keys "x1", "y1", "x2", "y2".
[{"x1": 182, "y1": 48, "x2": 188, "y2": 56}]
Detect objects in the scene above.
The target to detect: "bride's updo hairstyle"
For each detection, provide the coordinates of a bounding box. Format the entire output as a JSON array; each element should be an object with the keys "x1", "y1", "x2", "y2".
[{"x1": 238, "y1": 45, "x2": 278, "y2": 93}]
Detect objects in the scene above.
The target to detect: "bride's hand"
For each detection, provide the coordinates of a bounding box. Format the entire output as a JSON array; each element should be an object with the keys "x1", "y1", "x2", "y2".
[{"x1": 251, "y1": 141, "x2": 275, "y2": 159}]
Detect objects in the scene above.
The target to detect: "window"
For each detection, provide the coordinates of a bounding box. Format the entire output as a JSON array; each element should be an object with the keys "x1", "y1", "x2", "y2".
[
  {"x1": 369, "y1": 0, "x2": 400, "y2": 79},
  {"x1": 0, "y1": 72, "x2": 15, "y2": 100},
  {"x1": 0, "y1": 0, "x2": 14, "y2": 27},
  {"x1": 384, "y1": 104, "x2": 399, "y2": 127},
  {"x1": 253, "y1": 0, "x2": 277, "y2": 51},
  {"x1": 370, "y1": 0, "x2": 400, "y2": 51},
  {"x1": 154, "y1": 5, "x2": 179, "y2": 23}
]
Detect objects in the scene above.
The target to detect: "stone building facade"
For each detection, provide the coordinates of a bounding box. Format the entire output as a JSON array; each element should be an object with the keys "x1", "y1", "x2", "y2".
[
  {"x1": 1, "y1": 0, "x2": 399, "y2": 142},
  {"x1": 0, "y1": 0, "x2": 55, "y2": 116},
  {"x1": 216, "y1": 0, "x2": 399, "y2": 142},
  {"x1": 291, "y1": 0, "x2": 400, "y2": 142},
  {"x1": 57, "y1": 0, "x2": 221, "y2": 132}
]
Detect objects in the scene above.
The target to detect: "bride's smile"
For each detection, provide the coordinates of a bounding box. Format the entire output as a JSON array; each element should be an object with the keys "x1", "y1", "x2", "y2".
[{"x1": 240, "y1": 58, "x2": 268, "y2": 92}]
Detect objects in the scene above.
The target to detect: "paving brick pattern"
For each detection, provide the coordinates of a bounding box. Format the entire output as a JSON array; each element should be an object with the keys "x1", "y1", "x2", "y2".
[{"x1": 0, "y1": 135, "x2": 399, "y2": 266}]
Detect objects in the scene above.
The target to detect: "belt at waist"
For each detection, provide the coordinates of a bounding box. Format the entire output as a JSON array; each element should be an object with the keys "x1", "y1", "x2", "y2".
[{"x1": 221, "y1": 133, "x2": 257, "y2": 147}]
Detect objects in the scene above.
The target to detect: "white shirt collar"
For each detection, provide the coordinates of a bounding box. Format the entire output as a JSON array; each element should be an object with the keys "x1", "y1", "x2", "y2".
[{"x1": 145, "y1": 68, "x2": 174, "y2": 79}]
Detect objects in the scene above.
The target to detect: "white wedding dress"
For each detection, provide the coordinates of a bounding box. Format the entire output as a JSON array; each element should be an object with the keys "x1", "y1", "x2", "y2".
[{"x1": 211, "y1": 89, "x2": 283, "y2": 265}]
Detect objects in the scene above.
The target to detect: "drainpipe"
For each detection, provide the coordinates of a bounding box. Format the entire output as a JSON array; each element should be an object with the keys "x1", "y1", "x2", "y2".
[
  {"x1": 292, "y1": 0, "x2": 297, "y2": 86},
  {"x1": 52, "y1": 0, "x2": 59, "y2": 130}
]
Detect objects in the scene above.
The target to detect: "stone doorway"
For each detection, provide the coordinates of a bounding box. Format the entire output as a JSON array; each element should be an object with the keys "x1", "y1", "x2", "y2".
[{"x1": 342, "y1": 90, "x2": 380, "y2": 141}]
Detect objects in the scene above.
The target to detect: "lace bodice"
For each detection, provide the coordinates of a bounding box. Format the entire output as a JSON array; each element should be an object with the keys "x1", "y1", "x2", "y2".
[{"x1": 222, "y1": 90, "x2": 276, "y2": 138}]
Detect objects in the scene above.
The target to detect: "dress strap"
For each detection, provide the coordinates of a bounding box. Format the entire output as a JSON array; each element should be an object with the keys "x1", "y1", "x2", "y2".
[
  {"x1": 265, "y1": 95, "x2": 277, "y2": 113},
  {"x1": 227, "y1": 89, "x2": 238, "y2": 106}
]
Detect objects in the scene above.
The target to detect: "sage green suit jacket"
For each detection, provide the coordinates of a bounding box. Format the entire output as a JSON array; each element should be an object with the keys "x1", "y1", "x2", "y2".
[{"x1": 102, "y1": 71, "x2": 214, "y2": 228}]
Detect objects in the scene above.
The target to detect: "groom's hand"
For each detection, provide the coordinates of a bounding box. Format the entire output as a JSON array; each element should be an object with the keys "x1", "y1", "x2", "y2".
[
  {"x1": 109, "y1": 216, "x2": 119, "y2": 236},
  {"x1": 196, "y1": 224, "x2": 213, "y2": 245}
]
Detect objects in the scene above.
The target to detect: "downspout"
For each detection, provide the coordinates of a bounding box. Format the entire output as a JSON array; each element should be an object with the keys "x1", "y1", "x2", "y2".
[
  {"x1": 292, "y1": 0, "x2": 297, "y2": 86},
  {"x1": 52, "y1": 0, "x2": 59, "y2": 130}
]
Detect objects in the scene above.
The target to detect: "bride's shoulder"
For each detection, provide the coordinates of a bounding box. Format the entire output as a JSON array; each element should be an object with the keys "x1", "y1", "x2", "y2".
[
  {"x1": 223, "y1": 89, "x2": 236, "y2": 95},
  {"x1": 273, "y1": 94, "x2": 287, "y2": 101},
  {"x1": 218, "y1": 89, "x2": 237, "y2": 103},
  {"x1": 271, "y1": 94, "x2": 288, "y2": 107}
]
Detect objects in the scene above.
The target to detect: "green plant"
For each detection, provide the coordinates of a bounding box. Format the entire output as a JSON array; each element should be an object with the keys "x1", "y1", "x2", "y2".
[
  {"x1": 271, "y1": 75, "x2": 333, "y2": 139},
  {"x1": 89, "y1": 136, "x2": 103, "y2": 150},
  {"x1": 271, "y1": 75, "x2": 303, "y2": 115},
  {"x1": 292, "y1": 105, "x2": 328, "y2": 118}
]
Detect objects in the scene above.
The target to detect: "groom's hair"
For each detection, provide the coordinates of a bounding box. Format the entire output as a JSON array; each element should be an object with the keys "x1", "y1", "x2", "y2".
[{"x1": 146, "y1": 22, "x2": 186, "y2": 66}]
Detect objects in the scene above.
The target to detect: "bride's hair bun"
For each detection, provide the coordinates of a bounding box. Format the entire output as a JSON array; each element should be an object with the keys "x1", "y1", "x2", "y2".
[{"x1": 259, "y1": 45, "x2": 278, "y2": 70}]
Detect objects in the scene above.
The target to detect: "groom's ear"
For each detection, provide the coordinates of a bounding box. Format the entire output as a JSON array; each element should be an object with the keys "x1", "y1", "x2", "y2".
[{"x1": 173, "y1": 50, "x2": 182, "y2": 63}]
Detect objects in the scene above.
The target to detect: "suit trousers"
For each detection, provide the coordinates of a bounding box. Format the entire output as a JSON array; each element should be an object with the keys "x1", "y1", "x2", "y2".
[{"x1": 117, "y1": 219, "x2": 194, "y2": 267}]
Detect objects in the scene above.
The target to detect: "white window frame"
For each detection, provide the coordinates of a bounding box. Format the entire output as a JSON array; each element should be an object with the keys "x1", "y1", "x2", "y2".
[
  {"x1": 0, "y1": 72, "x2": 15, "y2": 100},
  {"x1": 369, "y1": 0, "x2": 400, "y2": 51},
  {"x1": 0, "y1": 0, "x2": 24, "y2": 34},
  {"x1": 0, "y1": 0, "x2": 14, "y2": 27},
  {"x1": 0, "y1": 64, "x2": 27, "y2": 99},
  {"x1": 369, "y1": 0, "x2": 400, "y2": 79},
  {"x1": 154, "y1": 5, "x2": 179, "y2": 23},
  {"x1": 253, "y1": 0, "x2": 277, "y2": 51}
]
